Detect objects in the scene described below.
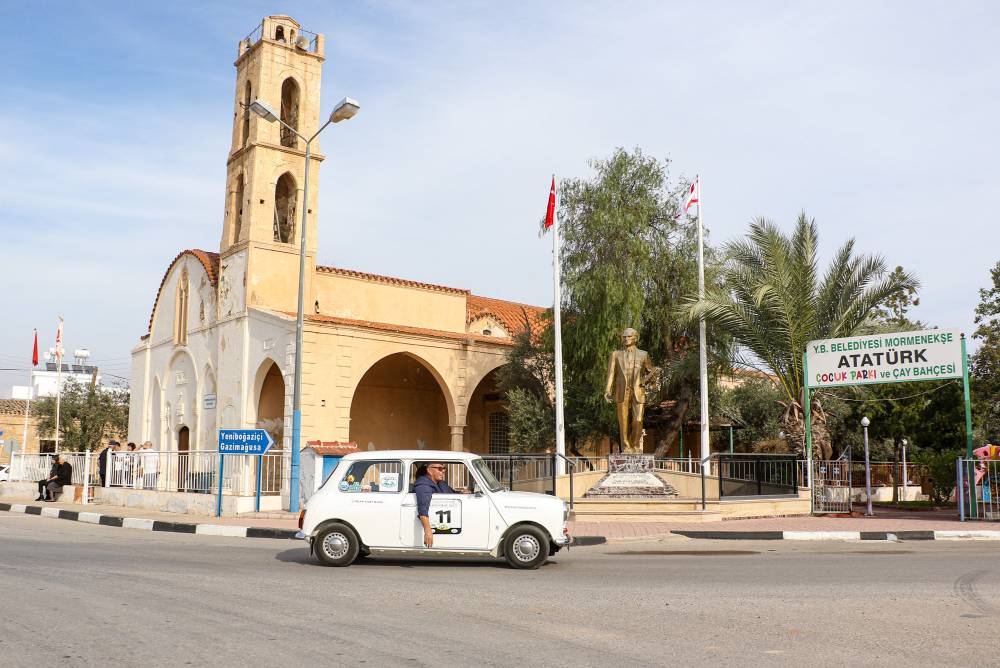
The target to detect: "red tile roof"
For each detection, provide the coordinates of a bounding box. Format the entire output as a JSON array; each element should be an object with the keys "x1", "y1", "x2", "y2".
[
  {"x1": 147, "y1": 250, "x2": 220, "y2": 334},
  {"x1": 306, "y1": 441, "x2": 358, "y2": 456},
  {"x1": 466, "y1": 294, "x2": 547, "y2": 338},
  {"x1": 294, "y1": 312, "x2": 515, "y2": 346},
  {"x1": 316, "y1": 265, "x2": 470, "y2": 295},
  {"x1": 0, "y1": 399, "x2": 32, "y2": 417}
]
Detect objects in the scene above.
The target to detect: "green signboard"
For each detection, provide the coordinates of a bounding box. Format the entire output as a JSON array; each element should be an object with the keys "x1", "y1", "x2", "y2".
[
  {"x1": 806, "y1": 329, "x2": 962, "y2": 388},
  {"x1": 802, "y1": 328, "x2": 974, "y2": 513}
]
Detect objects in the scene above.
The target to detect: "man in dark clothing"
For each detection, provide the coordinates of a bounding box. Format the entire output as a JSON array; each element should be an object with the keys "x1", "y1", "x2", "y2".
[
  {"x1": 414, "y1": 462, "x2": 457, "y2": 548},
  {"x1": 98, "y1": 441, "x2": 119, "y2": 487},
  {"x1": 35, "y1": 455, "x2": 73, "y2": 501}
]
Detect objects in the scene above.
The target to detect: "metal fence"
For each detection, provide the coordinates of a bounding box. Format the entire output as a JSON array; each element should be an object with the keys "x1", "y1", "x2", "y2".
[
  {"x1": 9, "y1": 452, "x2": 100, "y2": 487},
  {"x1": 106, "y1": 450, "x2": 284, "y2": 496},
  {"x1": 716, "y1": 454, "x2": 799, "y2": 498},
  {"x1": 958, "y1": 458, "x2": 1000, "y2": 521}
]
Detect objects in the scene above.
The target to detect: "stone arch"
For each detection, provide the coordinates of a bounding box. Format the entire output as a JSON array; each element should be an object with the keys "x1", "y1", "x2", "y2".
[
  {"x1": 241, "y1": 80, "x2": 251, "y2": 147},
  {"x1": 349, "y1": 352, "x2": 455, "y2": 452},
  {"x1": 232, "y1": 172, "x2": 245, "y2": 243},
  {"x1": 166, "y1": 349, "x2": 198, "y2": 451},
  {"x1": 273, "y1": 172, "x2": 297, "y2": 243},
  {"x1": 464, "y1": 364, "x2": 510, "y2": 454},
  {"x1": 252, "y1": 357, "x2": 286, "y2": 450},
  {"x1": 200, "y1": 364, "x2": 218, "y2": 451}
]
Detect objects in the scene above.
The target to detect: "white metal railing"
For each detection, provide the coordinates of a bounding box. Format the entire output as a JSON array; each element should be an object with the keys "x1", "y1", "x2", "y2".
[
  {"x1": 107, "y1": 450, "x2": 284, "y2": 496},
  {"x1": 9, "y1": 452, "x2": 98, "y2": 487}
]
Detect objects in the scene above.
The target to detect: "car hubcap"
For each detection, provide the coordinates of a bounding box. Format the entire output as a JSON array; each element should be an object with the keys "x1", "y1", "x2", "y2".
[
  {"x1": 322, "y1": 532, "x2": 349, "y2": 559},
  {"x1": 513, "y1": 534, "x2": 540, "y2": 562}
]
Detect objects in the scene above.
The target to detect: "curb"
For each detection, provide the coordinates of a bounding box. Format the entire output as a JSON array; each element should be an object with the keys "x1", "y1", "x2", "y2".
[
  {"x1": 0, "y1": 502, "x2": 300, "y2": 540},
  {"x1": 0, "y1": 502, "x2": 607, "y2": 547},
  {"x1": 671, "y1": 529, "x2": 1000, "y2": 541}
]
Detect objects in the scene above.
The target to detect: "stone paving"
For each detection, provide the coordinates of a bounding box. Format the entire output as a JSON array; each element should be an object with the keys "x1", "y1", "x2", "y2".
[{"x1": 568, "y1": 508, "x2": 975, "y2": 540}]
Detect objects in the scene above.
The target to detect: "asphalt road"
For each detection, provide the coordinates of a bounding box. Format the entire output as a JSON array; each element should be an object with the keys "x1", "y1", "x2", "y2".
[{"x1": 1, "y1": 514, "x2": 996, "y2": 668}]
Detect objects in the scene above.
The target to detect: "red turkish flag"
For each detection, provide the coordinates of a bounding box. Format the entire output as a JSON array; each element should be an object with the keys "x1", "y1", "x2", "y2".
[
  {"x1": 32, "y1": 330, "x2": 38, "y2": 367},
  {"x1": 544, "y1": 176, "x2": 556, "y2": 229}
]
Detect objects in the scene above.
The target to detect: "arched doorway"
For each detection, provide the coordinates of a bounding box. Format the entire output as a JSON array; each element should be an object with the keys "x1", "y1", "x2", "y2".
[
  {"x1": 465, "y1": 367, "x2": 508, "y2": 454},
  {"x1": 350, "y1": 353, "x2": 450, "y2": 451},
  {"x1": 256, "y1": 361, "x2": 285, "y2": 495},
  {"x1": 178, "y1": 426, "x2": 190, "y2": 452}
]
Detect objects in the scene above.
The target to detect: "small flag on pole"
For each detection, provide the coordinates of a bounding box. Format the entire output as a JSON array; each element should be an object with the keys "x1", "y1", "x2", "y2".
[
  {"x1": 55, "y1": 317, "x2": 64, "y2": 359},
  {"x1": 544, "y1": 176, "x2": 556, "y2": 229},
  {"x1": 681, "y1": 176, "x2": 700, "y2": 215},
  {"x1": 32, "y1": 330, "x2": 38, "y2": 367}
]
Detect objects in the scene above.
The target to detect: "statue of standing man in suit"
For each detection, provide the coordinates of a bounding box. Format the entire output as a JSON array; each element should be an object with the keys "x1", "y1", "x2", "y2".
[{"x1": 604, "y1": 328, "x2": 659, "y2": 453}]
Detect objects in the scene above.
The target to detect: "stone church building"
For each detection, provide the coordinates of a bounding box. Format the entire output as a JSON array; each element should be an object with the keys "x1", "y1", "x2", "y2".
[{"x1": 128, "y1": 16, "x2": 544, "y2": 469}]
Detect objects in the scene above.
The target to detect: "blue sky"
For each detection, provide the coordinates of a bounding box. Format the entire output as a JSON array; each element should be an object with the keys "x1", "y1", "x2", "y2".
[{"x1": 1, "y1": 1, "x2": 998, "y2": 394}]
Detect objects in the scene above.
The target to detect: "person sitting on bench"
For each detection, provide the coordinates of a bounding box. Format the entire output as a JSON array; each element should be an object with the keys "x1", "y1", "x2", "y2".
[{"x1": 35, "y1": 455, "x2": 73, "y2": 502}]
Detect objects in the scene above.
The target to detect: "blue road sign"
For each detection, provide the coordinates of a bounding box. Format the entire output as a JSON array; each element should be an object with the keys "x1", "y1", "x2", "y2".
[{"x1": 218, "y1": 429, "x2": 274, "y2": 455}]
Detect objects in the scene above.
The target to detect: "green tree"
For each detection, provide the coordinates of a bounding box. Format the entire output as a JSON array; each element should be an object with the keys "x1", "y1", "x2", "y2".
[
  {"x1": 555, "y1": 147, "x2": 730, "y2": 456},
  {"x1": 717, "y1": 377, "x2": 783, "y2": 450},
  {"x1": 34, "y1": 379, "x2": 129, "y2": 451},
  {"x1": 690, "y1": 214, "x2": 918, "y2": 459},
  {"x1": 971, "y1": 261, "x2": 1000, "y2": 441}
]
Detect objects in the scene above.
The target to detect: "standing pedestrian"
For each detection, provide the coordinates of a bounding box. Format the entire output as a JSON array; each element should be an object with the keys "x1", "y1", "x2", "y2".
[
  {"x1": 141, "y1": 441, "x2": 159, "y2": 490},
  {"x1": 98, "y1": 440, "x2": 118, "y2": 487}
]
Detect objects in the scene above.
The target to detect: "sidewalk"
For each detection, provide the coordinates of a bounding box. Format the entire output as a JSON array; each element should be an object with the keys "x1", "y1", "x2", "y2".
[{"x1": 568, "y1": 508, "x2": 989, "y2": 541}]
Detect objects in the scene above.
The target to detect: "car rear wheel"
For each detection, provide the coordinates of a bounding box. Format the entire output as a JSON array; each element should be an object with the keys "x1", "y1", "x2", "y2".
[
  {"x1": 315, "y1": 523, "x2": 360, "y2": 567},
  {"x1": 503, "y1": 525, "x2": 549, "y2": 570}
]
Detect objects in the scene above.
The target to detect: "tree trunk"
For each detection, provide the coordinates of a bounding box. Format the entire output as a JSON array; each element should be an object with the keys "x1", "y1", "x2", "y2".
[
  {"x1": 780, "y1": 397, "x2": 832, "y2": 460},
  {"x1": 654, "y1": 382, "x2": 694, "y2": 458}
]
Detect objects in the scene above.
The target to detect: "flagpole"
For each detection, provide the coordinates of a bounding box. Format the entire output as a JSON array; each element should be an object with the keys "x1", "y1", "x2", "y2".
[
  {"x1": 55, "y1": 318, "x2": 62, "y2": 453},
  {"x1": 696, "y1": 177, "x2": 710, "y2": 470},
  {"x1": 22, "y1": 331, "x2": 34, "y2": 454},
  {"x1": 552, "y1": 175, "x2": 567, "y2": 476}
]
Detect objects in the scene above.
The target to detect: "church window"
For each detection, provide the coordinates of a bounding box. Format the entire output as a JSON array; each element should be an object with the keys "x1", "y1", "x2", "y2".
[
  {"x1": 280, "y1": 78, "x2": 300, "y2": 149},
  {"x1": 273, "y1": 173, "x2": 296, "y2": 243},
  {"x1": 233, "y1": 174, "x2": 245, "y2": 242},
  {"x1": 275, "y1": 26, "x2": 285, "y2": 42},
  {"x1": 174, "y1": 268, "x2": 190, "y2": 346},
  {"x1": 241, "y1": 81, "x2": 251, "y2": 147},
  {"x1": 488, "y1": 412, "x2": 510, "y2": 453}
]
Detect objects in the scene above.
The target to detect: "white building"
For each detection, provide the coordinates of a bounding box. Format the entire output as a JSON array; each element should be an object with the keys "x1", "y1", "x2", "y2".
[{"x1": 11, "y1": 362, "x2": 103, "y2": 400}]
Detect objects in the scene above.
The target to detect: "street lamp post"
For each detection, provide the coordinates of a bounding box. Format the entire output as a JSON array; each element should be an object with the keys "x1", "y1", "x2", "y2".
[
  {"x1": 861, "y1": 416, "x2": 873, "y2": 517},
  {"x1": 901, "y1": 438, "x2": 909, "y2": 496},
  {"x1": 249, "y1": 96, "x2": 359, "y2": 513}
]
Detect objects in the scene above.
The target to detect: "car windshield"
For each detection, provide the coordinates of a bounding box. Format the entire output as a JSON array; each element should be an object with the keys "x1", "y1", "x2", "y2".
[{"x1": 471, "y1": 458, "x2": 503, "y2": 492}]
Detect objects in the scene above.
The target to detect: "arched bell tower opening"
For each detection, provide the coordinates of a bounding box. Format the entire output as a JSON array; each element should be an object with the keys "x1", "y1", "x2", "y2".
[
  {"x1": 280, "y1": 78, "x2": 300, "y2": 148},
  {"x1": 273, "y1": 173, "x2": 296, "y2": 243}
]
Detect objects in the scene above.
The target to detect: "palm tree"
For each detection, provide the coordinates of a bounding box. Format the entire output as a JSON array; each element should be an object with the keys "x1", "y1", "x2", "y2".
[{"x1": 690, "y1": 213, "x2": 918, "y2": 458}]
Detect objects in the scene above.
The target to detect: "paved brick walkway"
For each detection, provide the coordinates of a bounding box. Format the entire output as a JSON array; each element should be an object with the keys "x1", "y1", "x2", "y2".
[{"x1": 568, "y1": 508, "x2": 975, "y2": 540}]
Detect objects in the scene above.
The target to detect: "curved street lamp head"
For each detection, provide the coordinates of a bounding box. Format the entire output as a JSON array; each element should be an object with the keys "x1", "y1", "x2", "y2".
[
  {"x1": 329, "y1": 97, "x2": 360, "y2": 123},
  {"x1": 901, "y1": 438, "x2": 908, "y2": 446},
  {"x1": 861, "y1": 416, "x2": 871, "y2": 428},
  {"x1": 249, "y1": 99, "x2": 279, "y2": 123}
]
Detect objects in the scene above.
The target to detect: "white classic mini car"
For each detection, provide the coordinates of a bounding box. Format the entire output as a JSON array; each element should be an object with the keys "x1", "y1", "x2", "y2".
[{"x1": 299, "y1": 450, "x2": 570, "y2": 569}]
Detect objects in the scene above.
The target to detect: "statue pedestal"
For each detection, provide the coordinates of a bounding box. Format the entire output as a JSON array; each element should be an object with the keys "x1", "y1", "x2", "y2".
[{"x1": 584, "y1": 454, "x2": 678, "y2": 498}]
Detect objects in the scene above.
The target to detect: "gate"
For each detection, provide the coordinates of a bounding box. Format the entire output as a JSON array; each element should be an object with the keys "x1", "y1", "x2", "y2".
[{"x1": 812, "y1": 458, "x2": 852, "y2": 514}]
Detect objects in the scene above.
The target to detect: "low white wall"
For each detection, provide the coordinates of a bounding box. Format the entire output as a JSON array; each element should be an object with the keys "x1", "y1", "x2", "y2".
[{"x1": 0, "y1": 481, "x2": 282, "y2": 516}]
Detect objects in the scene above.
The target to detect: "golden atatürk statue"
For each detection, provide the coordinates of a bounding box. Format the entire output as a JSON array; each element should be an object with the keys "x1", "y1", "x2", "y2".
[{"x1": 604, "y1": 328, "x2": 658, "y2": 454}]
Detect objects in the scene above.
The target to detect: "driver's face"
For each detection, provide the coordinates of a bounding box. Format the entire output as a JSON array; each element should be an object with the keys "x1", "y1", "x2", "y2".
[{"x1": 427, "y1": 464, "x2": 447, "y2": 482}]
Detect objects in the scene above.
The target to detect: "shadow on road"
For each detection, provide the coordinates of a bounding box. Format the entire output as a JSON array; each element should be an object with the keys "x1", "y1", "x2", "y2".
[{"x1": 274, "y1": 547, "x2": 554, "y2": 569}]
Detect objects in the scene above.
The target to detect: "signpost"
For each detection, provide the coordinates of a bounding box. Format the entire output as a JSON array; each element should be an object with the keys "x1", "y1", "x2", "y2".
[
  {"x1": 217, "y1": 429, "x2": 274, "y2": 517},
  {"x1": 803, "y1": 328, "x2": 972, "y2": 513}
]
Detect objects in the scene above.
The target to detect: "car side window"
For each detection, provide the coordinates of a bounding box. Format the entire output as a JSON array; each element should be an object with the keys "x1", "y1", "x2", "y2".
[
  {"x1": 411, "y1": 461, "x2": 478, "y2": 493},
  {"x1": 338, "y1": 460, "x2": 403, "y2": 493}
]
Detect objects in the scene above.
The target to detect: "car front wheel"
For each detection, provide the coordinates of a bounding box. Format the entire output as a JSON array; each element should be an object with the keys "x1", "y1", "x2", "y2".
[
  {"x1": 503, "y1": 525, "x2": 549, "y2": 570},
  {"x1": 315, "y1": 523, "x2": 360, "y2": 567}
]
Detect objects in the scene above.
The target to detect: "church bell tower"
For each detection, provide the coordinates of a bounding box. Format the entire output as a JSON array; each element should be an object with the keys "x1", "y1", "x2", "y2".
[{"x1": 217, "y1": 16, "x2": 326, "y2": 317}]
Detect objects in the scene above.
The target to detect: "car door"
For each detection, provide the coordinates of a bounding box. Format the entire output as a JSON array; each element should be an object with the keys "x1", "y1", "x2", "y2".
[
  {"x1": 336, "y1": 459, "x2": 405, "y2": 548},
  {"x1": 400, "y1": 461, "x2": 492, "y2": 550}
]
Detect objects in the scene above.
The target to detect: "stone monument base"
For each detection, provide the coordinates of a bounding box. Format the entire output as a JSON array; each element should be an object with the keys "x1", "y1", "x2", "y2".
[{"x1": 584, "y1": 454, "x2": 679, "y2": 499}]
